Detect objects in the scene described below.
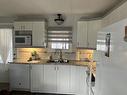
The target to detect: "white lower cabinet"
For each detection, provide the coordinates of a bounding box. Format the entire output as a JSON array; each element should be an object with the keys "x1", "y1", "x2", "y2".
[
  {"x1": 31, "y1": 64, "x2": 72, "y2": 94},
  {"x1": 70, "y1": 65, "x2": 77, "y2": 94},
  {"x1": 10, "y1": 64, "x2": 87, "y2": 95},
  {"x1": 76, "y1": 66, "x2": 87, "y2": 95},
  {"x1": 70, "y1": 66, "x2": 87, "y2": 95},
  {"x1": 30, "y1": 65, "x2": 44, "y2": 92},
  {"x1": 43, "y1": 65, "x2": 57, "y2": 93},
  {"x1": 43, "y1": 65, "x2": 70, "y2": 94},
  {"x1": 9, "y1": 64, "x2": 30, "y2": 91},
  {"x1": 57, "y1": 65, "x2": 70, "y2": 94}
]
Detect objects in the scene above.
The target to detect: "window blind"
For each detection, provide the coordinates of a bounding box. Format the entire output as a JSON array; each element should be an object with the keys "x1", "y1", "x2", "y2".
[{"x1": 47, "y1": 27, "x2": 72, "y2": 49}]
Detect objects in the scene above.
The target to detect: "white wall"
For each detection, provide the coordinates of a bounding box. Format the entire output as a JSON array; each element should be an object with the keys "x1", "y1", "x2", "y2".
[
  {"x1": 95, "y1": 18, "x2": 127, "y2": 95},
  {"x1": 0, "y1": 64, "x2": 9, "y2": 83},
  {"x1": 102, "y1": 1, "x2": 127, "y2": 28}
]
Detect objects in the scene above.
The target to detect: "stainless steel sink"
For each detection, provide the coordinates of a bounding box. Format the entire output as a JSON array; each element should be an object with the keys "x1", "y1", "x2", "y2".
[{"x1": 47, "y1": 59, "x2": 69, "y2": 63}]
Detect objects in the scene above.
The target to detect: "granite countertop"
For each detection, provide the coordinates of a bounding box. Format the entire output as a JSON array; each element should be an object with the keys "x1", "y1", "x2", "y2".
[
  {"x1": 10, "y1": 59, "x2": 93, "y2": 66},
  {"x1": 10, "y1": 59, "x2": 96, "y2": 76}
]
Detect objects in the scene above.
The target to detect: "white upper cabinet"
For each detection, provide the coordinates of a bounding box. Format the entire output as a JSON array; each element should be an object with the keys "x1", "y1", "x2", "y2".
[
  {"x1": 32, "y1": 21, "x2": 46, "y2": 47},
  {"x1": 14, "y1": 21, "x2": 47, "y2": 47},
  {"x1": 87, "y1": 20, "x2": 102, "y2": 49},
  {"x1": 77, "y1": 20, "x2": 101, "y2": 49},
  {"x1": 14, "y1": 21, "x2": 33, "y2": 30},
  {"x1": 77, "y1": 21, "x2": 88, "y2": 48}
]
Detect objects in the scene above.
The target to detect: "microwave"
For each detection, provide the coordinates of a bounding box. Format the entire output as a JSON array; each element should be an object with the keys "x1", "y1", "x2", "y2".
[{"x1": 15, "y1": 35, "x2": 32, "y2": 46}]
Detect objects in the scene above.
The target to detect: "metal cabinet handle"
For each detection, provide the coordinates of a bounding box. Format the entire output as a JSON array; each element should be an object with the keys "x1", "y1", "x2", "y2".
[
  {"x1": 23, "y1": 26, "x2": 25, "y2": 29},
  {"x1": 29, "y1": 65, "x2": 32, "y2": 70},
  {"x1": 87, "y1": 42, "x2": 89, "y2": 46},
  {"x1": 54, "y1": 67, "x2": 56, "y2": 70},
  {"x1": 77, "y1": 42, "x2": 79, "y2": 46},
  {"x1": 57, "y1": 67, "x2": 59, "y2": 70},
  {"x1": 21, "y1": 26, "x2": 23, "y2": 30}
]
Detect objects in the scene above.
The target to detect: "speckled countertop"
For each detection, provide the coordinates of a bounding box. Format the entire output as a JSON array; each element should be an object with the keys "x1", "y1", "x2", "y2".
[
  {"x1": 10, "y1": 59, "x2": 91, "y2": 66},
  {"x1": 10, "y1": 59, "x2": 96, "y2": 76}
]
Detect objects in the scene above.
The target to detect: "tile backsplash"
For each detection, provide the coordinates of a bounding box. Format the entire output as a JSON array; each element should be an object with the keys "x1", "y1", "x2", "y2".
[
  {"x1": 76, "y1": 49, "x2": 94, "y2": 60},
  {"x1": 15, "y1": 48, "x2": 94, "y2": 62},
  {"x1": 15, "y1": 48, "x2": 76, "y2": 62}
]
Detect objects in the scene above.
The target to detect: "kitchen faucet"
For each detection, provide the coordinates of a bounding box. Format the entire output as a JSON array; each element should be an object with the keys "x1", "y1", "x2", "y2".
[
  {"x1": 54, "y1": 49, "x2": 63, "y2": 62},
  {"x1": 59, "y1": 49, "x2": 63, "y2": 61}
]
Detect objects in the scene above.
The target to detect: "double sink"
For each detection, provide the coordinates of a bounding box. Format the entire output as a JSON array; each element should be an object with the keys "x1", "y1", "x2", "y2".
[{"x1": 47, "y1": 59, "x2": 69, "y2": 63}]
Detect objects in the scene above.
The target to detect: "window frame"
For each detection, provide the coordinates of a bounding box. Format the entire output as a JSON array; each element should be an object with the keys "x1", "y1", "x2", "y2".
[{"x1": 47, "y1": 27, "x2": 73, "y2": 51}]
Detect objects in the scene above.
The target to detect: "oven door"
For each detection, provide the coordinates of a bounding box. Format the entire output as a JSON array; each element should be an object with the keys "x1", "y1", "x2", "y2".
[{"x1": 15, "y1": 35, "x2": 32, "y2": 46}]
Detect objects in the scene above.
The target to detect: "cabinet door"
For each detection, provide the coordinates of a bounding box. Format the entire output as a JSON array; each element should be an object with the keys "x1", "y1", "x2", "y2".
[
  {"x1": 32, "y1": 22, "x2": 46, "y2": 46},
  {"x1": 70, "y1": 65, "x2": 77, "y2": 94},
  {"x1": 9, "y1": 64, "x2": 30, "y2": 91},
  {"x1": 57, "y1": 65, "x2": 70, "y2": 94},
  {"x1": 14, "y1": 22, "x2": 33, "y2": 30},
  {"x1": 14, "y1": 22, "x2": 22, "y2": 30},
  {"x1": 31, "y1": 65, "x2": 44, "y2": 92},
  {"x1": 87, "y1": 20, "x2": 101, "y2": 49},
  {"x1": 21, "y1": 22, "x2": 33, "y2": 30},
  {"x1": 76, "y1": 66, "x2": 87, "y2": 95},
  {"x1": 43, "y1": 65, "x2": 57, "y2": 93},
  {"x1": 77, "y1": 21, "x2": 88, "y2": 48}
]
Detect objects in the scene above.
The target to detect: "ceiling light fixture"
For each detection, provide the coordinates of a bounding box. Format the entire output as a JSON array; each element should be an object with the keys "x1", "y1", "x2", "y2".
[{"x1": 54, "y1": 14, "x2": 64, "y2": 25}]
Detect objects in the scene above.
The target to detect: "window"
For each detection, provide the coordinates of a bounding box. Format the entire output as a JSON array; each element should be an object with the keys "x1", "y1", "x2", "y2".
[
  {"x1": 51, "y1": 42, "x2": 69, "y2": 49},
  {"x1": 47, "y1": 27, "x2": 72, "y2": 50},
  {"x1": 0, "y1": 29, "x2": 13, "y2": 64}
]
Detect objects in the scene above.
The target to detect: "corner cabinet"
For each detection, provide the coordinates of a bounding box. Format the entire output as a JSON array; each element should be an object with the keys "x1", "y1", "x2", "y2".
[
  {"x1": 77, "y1": 20, "x2": 101, "y2": 49},
  {"x1": 14, "y1": 21, "x2": 47, "y2": 47}
]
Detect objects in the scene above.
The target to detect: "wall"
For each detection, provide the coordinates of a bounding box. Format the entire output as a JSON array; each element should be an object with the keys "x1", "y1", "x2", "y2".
[
  {"x1": 102, "y1": 1, "x2": 127, "y2": 27},
  {"x1": 95, "y1": 18, "x2": 127, "y2": 95}
]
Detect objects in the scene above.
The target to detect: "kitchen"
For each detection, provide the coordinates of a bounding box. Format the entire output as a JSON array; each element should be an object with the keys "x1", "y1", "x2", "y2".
[{"x1": 0, "y1": 0, "x2": 127, "y2": 95}]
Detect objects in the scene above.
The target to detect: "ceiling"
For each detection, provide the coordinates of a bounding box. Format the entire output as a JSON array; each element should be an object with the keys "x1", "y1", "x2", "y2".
[{"x1": 0, "y1": 0, "x2": 126, "y2": 18}]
